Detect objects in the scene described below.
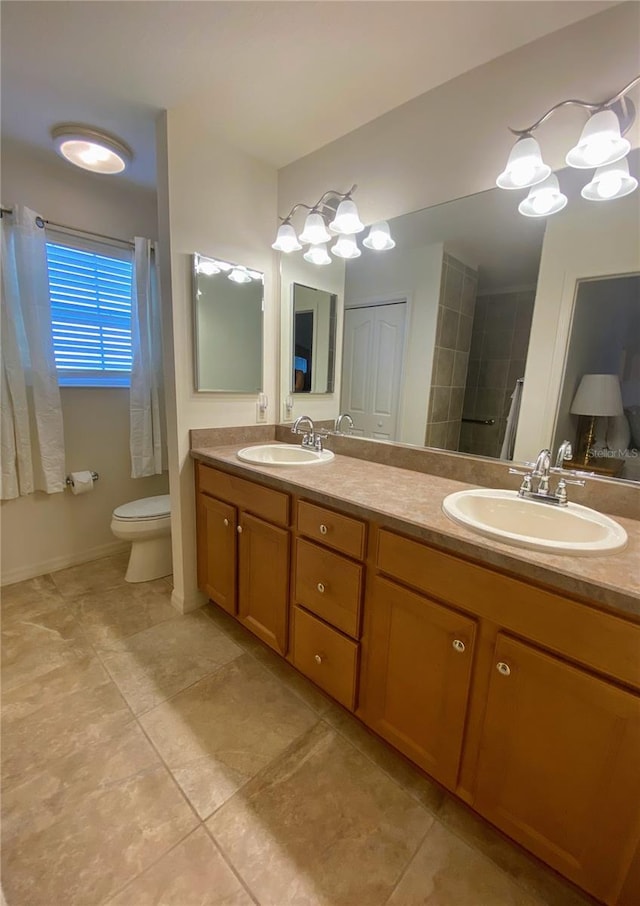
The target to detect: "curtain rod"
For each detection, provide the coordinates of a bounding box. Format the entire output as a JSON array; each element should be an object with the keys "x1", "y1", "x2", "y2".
[{"x1": 0, "y1": 206, "x2": 133, "y2": 247}]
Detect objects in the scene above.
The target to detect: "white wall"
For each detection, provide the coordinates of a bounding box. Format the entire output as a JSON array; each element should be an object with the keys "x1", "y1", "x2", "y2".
[
  {"x1": 1, "y1": 140, "x2": 168, "y2": 584},
  {"x1": 156, "y1": 108, "x2": 278, "y2": 613},
  {"x1": 344, "y1": 243, "x2": 445, "y2": 446}
]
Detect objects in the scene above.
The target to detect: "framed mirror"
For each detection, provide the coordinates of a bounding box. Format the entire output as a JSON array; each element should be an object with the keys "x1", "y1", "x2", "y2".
[
  {"x1": 193, "y1": 254, "x2": 264, "y2": 392},
  {"x1": 292, "y1": 283, "x2": 337, "y2": 394},
  {"x1": 279, "y1": 150, "x2": 640, "y2": 482}
]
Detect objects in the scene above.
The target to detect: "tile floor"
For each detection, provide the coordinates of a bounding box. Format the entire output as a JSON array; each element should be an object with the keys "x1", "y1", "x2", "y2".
[{"x1": 1, "y1": 554, "x2": 598, "y2": 906}]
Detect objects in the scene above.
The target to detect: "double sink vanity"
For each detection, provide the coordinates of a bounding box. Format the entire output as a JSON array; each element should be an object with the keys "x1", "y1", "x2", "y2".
[{"x1": 191, "y1": 429, "x2": 640, "y2": 906}]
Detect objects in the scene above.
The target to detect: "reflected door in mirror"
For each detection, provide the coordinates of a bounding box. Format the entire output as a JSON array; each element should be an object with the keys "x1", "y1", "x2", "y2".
[{"x1": 292, "y1": 283, "x2": 337, "y2": 394}]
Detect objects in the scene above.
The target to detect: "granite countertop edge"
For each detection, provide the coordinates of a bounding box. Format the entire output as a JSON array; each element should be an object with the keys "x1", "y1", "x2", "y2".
[{"x1": 191, "y1": 444, "x2": 640, "y2": 621}]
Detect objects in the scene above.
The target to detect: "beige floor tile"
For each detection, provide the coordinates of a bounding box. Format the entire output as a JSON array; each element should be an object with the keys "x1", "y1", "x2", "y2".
[
  {"x1": 105, "y1": 827, "x2": 254, "y2": 906},
  {"x1": 101, "y1": 612, "x2": 243, "y2": 714},
  {"x1": 74, "y1": 579, "x2": 177, "y2": 651},
  {"x1": 324, "y1": 701, "x2": 446, "y2": 814},
  {"x1": 386, "y1": 819, "x2": 545, "y2": 906},
  {"x1": 1, "y1": 604, "x2": 93, "y2": 694},
  {"x1": 250, "y1": 639, "x2": 336, "y2": 715},
  {"x1": 203, "y1": 602, "x2": 264, "y2": 654},
  {"x1": 140, "y1": 653, "x2": 318, "y2": 818},
  {"x1": 0, "y1": 574, "x2": 67, "y2": 624},
  {"x1": 1, "y1": 662, "x2": 133, "y2": 791},
  {"x1": 50, "y1": 552, "x2": 131, "y2": 599},
  {"x1": 1, "y1": 723, "x2": 198, "y2": 906},
  {"x1": 437, "y1": 798, "x2": 597, "y2": 906},
  {"x1": 208, "y1": 722, "x2": 432, "y2": 906}
]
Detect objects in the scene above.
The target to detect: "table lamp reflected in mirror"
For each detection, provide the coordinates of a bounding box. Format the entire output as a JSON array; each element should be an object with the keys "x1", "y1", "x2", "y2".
[{"x1": 570, "y1": 374, "x2": 624, "y2": 466}]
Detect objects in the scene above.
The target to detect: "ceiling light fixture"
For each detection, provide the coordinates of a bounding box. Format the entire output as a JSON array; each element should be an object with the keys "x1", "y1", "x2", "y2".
[
  {"x1": 273, "y1": 185, "x2": 395, "y2": 266},
  {"x1": 496, "y1": 75, "x2": 639, "y2": 216},
  {"x1": 51, "y1": 124, "x2": 133, "y2": 174}
]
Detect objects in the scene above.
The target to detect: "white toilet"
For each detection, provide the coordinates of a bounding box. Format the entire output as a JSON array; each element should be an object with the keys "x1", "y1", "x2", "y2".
[{"x1": 111, "y1": 495, "x2": 172, "y2": 583}]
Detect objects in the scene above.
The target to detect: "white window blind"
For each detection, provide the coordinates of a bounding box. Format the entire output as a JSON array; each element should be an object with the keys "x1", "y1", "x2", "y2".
[{"x1": 45, "y1": 235, "x2": 134, "y2": 387}]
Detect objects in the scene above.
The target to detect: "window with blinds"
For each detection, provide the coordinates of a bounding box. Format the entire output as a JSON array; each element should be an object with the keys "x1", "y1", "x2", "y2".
[{"x1": 46, "y1": 237, "x2": 134, "y2": 387}]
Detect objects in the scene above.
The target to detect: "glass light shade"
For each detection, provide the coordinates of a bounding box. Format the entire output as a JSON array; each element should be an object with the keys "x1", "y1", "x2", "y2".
[
  {"x1": 331, "y1": 234, "x2": 361, "y2": 259},
  {"x1": 303, "y1": 243, "x2": 332, "y2": 266},
  {"x1": 571, "y1": 374, "x2": 624, "y2": 416},
  {"x1": 518, "y1": 174, "x2": 567, "y2": 218},
  {"x1": 581, "y1": 159, "x2": 638, "y2": 202},
  {"x1": 566, "y1": 109, "x2": 630, "y2": 169},
  {"x1": 299, "y1": 212, "x2": 332, "y2": 244},
  {"x1": 496, "y1": 136, "x2": 551, "y2": 190},
  {"x1": 362, "y1": 221, "x2": 396, "y2": 251},
  {"x1": 272, "y1": 223, "x2": 302, "y2": 252},
  {"x1": 228, "y1": 267, "x2": 252, "y2": 284},
  {"x1": 51, "y1": 125, "x2": 132, "y2": 174},
  {"x1": 329, "y1": 198, "x2": 365, "y2": 234},
  {"x1": 197, "y1": 258, "x2": 220, "y2": 276}
]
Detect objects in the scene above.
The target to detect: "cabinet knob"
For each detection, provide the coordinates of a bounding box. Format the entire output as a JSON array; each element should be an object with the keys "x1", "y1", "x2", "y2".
[
  {"x1": 223, "y1": 518, "x2": 229, "y2": 527},
  {"x1": 236, "y1": 525, "x2": 243, "y2": 534},
  {"x1": 314, "y1": 654, "x2": 323, "y2": 665},
  {"x1": 452, "y1": 639, "x2": 466, "y2": 653},
  {"x1": 317, "y1": 582, "x2": 325, "y2": 594},
  {"x1": 496, "y1": 662, "x2": 511, "y2": 676},
  {"x1": 319, "y1": 524, "x2": 328, "y2": 535}
]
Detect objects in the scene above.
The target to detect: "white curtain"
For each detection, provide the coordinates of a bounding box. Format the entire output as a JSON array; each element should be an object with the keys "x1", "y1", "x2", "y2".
[
  {"x1": 500, "y1": 379, "x2": 524, "y2": 461},
  {"x1": 130, "y1": 236, "x2": 163, "y2": 477},
  {"x1": 1, "y1": 205, "x2": 65, "y2": 499}
]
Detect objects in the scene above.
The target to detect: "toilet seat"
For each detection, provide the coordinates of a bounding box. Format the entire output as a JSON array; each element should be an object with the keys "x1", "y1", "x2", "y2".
[{"x1": 113, "y1": 495, "x2": 170, "y2": 521}]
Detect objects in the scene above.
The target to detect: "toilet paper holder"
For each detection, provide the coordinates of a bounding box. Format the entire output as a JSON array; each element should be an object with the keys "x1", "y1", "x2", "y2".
[{"x1": 65, "y1": 471, "x2": 99, "y2": 486}]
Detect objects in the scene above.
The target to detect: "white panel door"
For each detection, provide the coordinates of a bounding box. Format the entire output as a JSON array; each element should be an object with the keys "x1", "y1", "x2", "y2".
[{"x1": 341, "y1": 303, "x2": 406, "y2": 439}]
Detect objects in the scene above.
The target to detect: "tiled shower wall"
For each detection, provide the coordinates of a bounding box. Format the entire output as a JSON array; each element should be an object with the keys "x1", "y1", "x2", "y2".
[
  {"x1": 425, "y1": 254, "x2": 478, "y2": 451},
  {"x1": 459, "y1": 290, "x2": 535, "y2": 458}
]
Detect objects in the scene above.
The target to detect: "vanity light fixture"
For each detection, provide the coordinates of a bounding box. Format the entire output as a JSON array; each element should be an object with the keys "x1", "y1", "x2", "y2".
[
  {"x1": 228, "y1": 267, "x2": 252, "y2": 284},
  {"x1": 51, "y1": 124, "x2": 133, "y2": 174},
  {"x1": 195, "y1": 254, "x2": 261, "y2": 283},
  {"x1": 273, "y1": 185, "x2": 395, "y2": 266},
  {"x1": 497, "y1": 75, "x2": 639, "y2": 216}
]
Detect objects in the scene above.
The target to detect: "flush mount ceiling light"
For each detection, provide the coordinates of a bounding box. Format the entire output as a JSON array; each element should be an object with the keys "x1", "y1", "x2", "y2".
[
  {"x1": 51, "y1": 124, "x2": 133, "y2": 174},
  {"x1": 273, "y1": 185, "x2": 395, "y2": 266},
  {"x1": 496, "y1": 76, "x2": 639, "y2": 216}
]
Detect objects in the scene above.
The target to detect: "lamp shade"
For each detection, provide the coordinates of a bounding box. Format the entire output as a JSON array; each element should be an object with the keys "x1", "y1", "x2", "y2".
[
  {"x1": 581, "y1": 159, "x2": 638, "y2": 202},
  {"x1": 228, "y1": 267, "x2": 251, "y2": 284},
  {"x1": 299, "y1": 212, "x2": 332, "y2": 245},
  {"x1": 272, "y1": 223, "x2": 302, "y2": 252},
  {"x1": 570, "y1": 374, "x2": 624, "y2": 416},
  {"x1": 329, "y1": 198, "x2": 364, "y2": 234},
  {"x1": 362, "y1": 221, "x2": 396, "y2": 250},
  {"x1": 496, "y1": 136, "x2": 551, "y2": 190},
  {"x1": 303, "y1": 243, "x2": 332, "y2": 266},
  {"x1": 518, "y1": 174, "x2": 567, "y2": 218},
  {"x1": 331, "y1": 234, "x2": 361, "y2": 259},
  {"x1": 566, "y1": 109, "x2": 630, "y2": 169}
]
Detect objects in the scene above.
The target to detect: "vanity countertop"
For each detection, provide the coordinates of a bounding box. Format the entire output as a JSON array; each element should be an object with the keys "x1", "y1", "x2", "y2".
[{"x1": 191, "y1": 443, "x2": 640, "y2": 621}]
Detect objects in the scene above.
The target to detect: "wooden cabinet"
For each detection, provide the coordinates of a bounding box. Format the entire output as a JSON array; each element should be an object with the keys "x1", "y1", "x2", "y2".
[
  {"x1": 291, "y1": 605, "x2": 359, "y2": 710},
  {"x1": 360, "y1": 575, "x2": 477, "y2": 790},
  {"x1": 196, "y1": 463, "x2": 290, "y2": 655},
  {"x1": 474, "y1": 633, "x2": 640, "y2": 904}
]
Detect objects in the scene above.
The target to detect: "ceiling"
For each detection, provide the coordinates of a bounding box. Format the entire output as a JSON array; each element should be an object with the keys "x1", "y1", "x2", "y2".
[{"x1": 1, "y1": 1, "x2": 617, "y2": 187}]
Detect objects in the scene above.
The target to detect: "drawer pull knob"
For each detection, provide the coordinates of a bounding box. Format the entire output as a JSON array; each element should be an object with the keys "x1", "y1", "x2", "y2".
[
  {"x1": 452, "y1": 639, "x2": 465, "y2": 653},
  {"x1": 236, "y1": 525, "x2": 243, "y2": 534},
  {"x1": 319, "y1": 524, "x2": 328, "y2": 535},
  {"x1": 497, "y1": 662, "x2": 511, "y2": 676},
  {"x1": 314, "y1": 654, "x2": 323, "y2": 665},
  {"x1": 223, "y1": 518, "x2": 229, "y2": 527},
  {"x1": 317, "y1": 582, "x2": 325, "y2": 594}
]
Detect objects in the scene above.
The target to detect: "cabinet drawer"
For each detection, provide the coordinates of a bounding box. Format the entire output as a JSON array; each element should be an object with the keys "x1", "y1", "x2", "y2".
[
  {"x1": 295, "y1": 539, "x2": 363, "y2": 638},
  {"x1": 376, "y1": 528, "x2": 640, "y2": 690},
  {"x1": 197, "y1": 463, "x2": 289, "y2": 526},
  {"x1": 297, "y1": 500, "x2": 366, "y2": 559},
  {"x1": 291, "y1": 606, "x2": 359, "y2": 710}
]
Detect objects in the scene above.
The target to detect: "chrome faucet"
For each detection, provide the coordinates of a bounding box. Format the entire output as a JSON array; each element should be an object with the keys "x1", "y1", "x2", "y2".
[
  {"x1": 291, "y1": 415, "x2": 327, "y2": 452},
  {"x1": 334, "y1": 413, "x2": 354, "y2": 435},
  {"x1": 509, "y1": 440, "x2": 584, "y2": 506}
]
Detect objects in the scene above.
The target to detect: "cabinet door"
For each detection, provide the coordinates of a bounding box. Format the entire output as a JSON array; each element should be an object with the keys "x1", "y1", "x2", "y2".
[
  {"x1": 475, "y1": 634, "x2": 640, "y2": 904},
  {"x1": 360, "y1": 575, "x2": 476, "y2": 790},
  {"x1": 238, "y1": 512, "x2": 290, "y2": 655},
  {"x1": 197, "y1": 494, "x2": 237, "y2": 614}
]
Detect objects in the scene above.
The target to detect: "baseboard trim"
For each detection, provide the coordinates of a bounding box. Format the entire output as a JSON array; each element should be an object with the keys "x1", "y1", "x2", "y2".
[
  {"x1": 1, "y1": 540, "x2": 129, "y2": 587},
  {"x1": 170, "y1": 588, "x2": 206, "y2": 614}
]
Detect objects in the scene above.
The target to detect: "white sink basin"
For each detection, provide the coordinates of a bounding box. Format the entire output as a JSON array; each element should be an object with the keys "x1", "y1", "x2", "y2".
[
  {"x1": 237, "y1": 444, "x2": 335, "y2": 466},
  {"x1": 442, "y1": 488, "x2": 627, "y2": 556}
]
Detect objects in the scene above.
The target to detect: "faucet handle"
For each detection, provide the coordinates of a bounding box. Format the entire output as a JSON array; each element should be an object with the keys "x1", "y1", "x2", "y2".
[{"x1": 508, "y1": 467, "x2": 531, "y2": 477}]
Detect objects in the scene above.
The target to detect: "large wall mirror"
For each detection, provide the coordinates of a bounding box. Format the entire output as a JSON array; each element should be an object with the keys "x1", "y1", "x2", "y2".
[
  {"x1": 279, "y1": 149, "x2": 640, "y2": 483},
  {"x1": 292, "y1": 283, "x2": 337, "y2": 394},
  {"x1": 193, "y1": 254, "x2": 264, "y2": 392}
]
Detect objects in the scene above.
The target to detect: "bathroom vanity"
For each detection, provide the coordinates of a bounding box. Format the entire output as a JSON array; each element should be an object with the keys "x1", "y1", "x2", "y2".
[{"x1": 192, "y1": 444, "x2": 640, "y2": 906}]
